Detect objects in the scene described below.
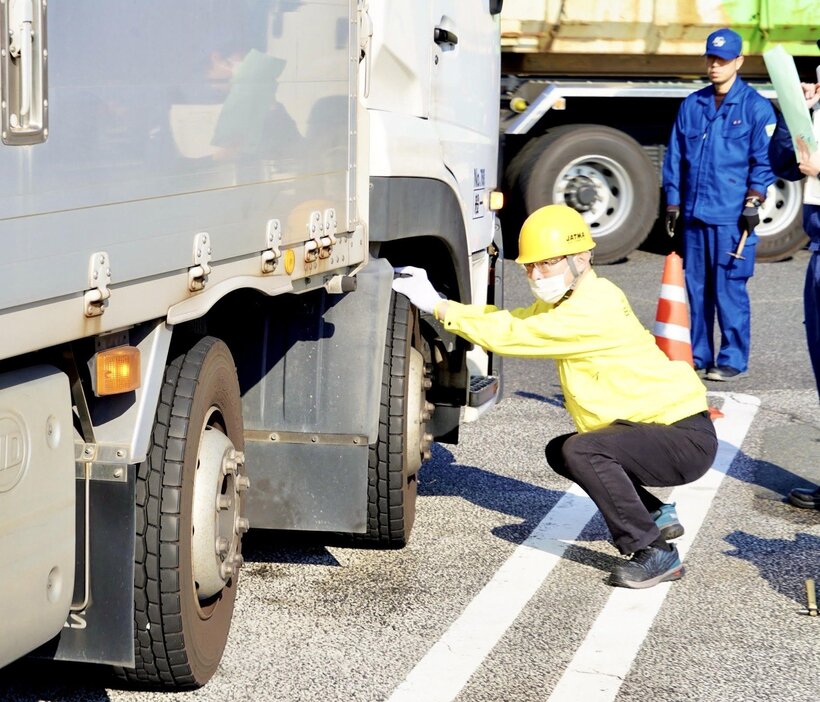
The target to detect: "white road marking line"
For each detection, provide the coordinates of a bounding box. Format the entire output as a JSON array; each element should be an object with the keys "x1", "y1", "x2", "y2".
[
  {"x1": 547, "y1": 392, "x2": 760, "y2": 702},
  {"x1": 387, "y1": 483, "x2": 599, "y2": 702}
]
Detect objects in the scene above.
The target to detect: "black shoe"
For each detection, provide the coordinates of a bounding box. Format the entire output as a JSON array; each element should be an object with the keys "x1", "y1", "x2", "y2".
[
  {"x1": 788, "y1": 487, "x2": 820, "y2": 510},
  {"x1": 609, "y1": 545, "x2": 684, "y2": 589},
  {"x1": 705, "y1": 365, "x2": 743, "y2": 381}
]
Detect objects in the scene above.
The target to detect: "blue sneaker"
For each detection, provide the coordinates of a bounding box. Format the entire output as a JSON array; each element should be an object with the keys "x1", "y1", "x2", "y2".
[
  {"x1": 651, "y1": 502, "x2": 684, "y2": 540},
  {"x1": 609, "y1": 544, "x2": 684, "y2": 589}
]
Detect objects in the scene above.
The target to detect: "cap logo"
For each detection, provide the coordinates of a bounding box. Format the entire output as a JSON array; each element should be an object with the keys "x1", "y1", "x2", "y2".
[{"x1": 712, "y1": 36, "x2": 726, "y2": 47}]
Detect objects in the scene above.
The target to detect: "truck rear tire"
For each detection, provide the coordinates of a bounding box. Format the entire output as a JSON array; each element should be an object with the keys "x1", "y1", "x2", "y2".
[
  {"x1": 116, "y1": 337, "x2": 247, "y2": 689},
  {"x1": 756, "y1": 177, "x2": 808, "y2": 261},
  {"x1": 515, "y1": 124, "x2": 659, "y2": 264},
  {"x1": 365, "y1": 293, "x2": 432, "y2": 547}
]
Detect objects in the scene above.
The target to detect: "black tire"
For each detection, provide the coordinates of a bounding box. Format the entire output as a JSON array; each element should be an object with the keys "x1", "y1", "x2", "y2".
[
  {"x1": 116, "y1": 337, "x2": 246, "y2": 689},
  {"x1": 502, "y1": 138, "x2": 550, "y2": 259},
  {"x1": 756, "y1": 177, "x2": 808, "y2": 261},
  {"x1": 517, "y1": 124, "x2": 659, "y2": 264},
  {"x1": 365, "y1": 293, "x2": 432, "y2": 547}
]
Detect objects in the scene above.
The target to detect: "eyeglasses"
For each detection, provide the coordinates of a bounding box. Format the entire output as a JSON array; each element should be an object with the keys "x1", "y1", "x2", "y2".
[{"x1": 522, "y1": 256, "x2": 567, "y2": 274}]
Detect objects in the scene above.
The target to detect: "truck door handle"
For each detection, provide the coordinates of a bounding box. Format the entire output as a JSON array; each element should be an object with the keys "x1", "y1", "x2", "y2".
[
  {"x1": 2, "y1": 0, "x2": 47, "y2": 145},
  {"x1": 9, "y1": 0, "x2": 33, "y2": 117},
  {"x1": 433, "y1": 27, "x2": 458, "y2": 46}
]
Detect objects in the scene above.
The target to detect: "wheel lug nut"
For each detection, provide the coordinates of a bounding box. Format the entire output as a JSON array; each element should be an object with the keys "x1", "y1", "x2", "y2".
[
  {"x1": 235, "y1": 516, "x2": 250, "y2": 534},
  {"x1": 220, "y1": 562, "x2": 234, "y2": 580},
  {"x1": 215, "y1": 536, "x2": 229, "y2": 555},
  {"x1": 422, "y1": 378, "x2": 433, "y2": 389},
  {"x1": 236, "y1": 475, "x2": 250, "y2": 492},
  {"x1": 218, "y1": 495, "x2": 232, "y2": 510},
  {"x1": 232, "y1": 554, "x2": 245, "y2": 569}
]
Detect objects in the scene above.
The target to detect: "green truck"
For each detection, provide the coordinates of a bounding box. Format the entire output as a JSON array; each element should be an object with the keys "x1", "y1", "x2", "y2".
[{"x1": 500, "y1": 0, "x2": 820, "y2": 262}]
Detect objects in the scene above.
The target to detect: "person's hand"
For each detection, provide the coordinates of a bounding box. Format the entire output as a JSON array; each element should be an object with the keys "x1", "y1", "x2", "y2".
[
  {"x1": 796, "y1": 137, "x2": 820, "y2": 178},
  {"x1": 392, "y1": 266, "x2": 445, "y2": 315},
  {"x1": 801, "y1": 82, "x2": 820, "y2": 110},
  {"x1": 740, "y1": 199, "x2": 760, "y2": 233},
  {"x1": 664, "y1": 207, "x2": 679, "y2": 237}
]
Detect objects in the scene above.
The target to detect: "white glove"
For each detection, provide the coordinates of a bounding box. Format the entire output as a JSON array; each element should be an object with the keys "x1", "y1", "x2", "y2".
[{"x1": 392, "y1": 266, "x2": 446, "y2": 315}]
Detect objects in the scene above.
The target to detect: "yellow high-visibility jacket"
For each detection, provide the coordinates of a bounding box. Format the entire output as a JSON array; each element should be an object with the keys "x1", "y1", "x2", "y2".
[{"x1": 439, "y1": 271, "x2": 707, "y2": 433}]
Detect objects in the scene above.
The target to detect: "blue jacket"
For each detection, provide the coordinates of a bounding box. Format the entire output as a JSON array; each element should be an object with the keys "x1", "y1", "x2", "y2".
[
  {"x1": 663, "y1": 77, "x2": 776, "y2": 225},
  {"x1": 767, "y1": 111, "x2": 820, "y2": 251}
]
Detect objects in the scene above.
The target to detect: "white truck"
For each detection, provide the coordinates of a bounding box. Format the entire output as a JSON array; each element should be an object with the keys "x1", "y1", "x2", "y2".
[
  {"x1": 499, "y1": 0, "x2": 820, "y2": 263},
  {"x1": 0, "y1": 0, "x2": 503, "y2": 689}
]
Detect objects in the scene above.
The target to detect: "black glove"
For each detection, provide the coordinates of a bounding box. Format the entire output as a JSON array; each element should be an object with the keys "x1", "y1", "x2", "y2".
[
  {"x1": 740, "y1": 199, "x2": 760, "y2": 233},
  {"x1": 665, "y1": 208, "x2": 679, "y2": 237}
]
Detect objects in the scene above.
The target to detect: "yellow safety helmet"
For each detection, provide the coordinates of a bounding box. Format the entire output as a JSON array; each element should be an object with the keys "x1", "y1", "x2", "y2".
[{"x1": 515, "y1": 205, "x2": 596, "y2": 264}]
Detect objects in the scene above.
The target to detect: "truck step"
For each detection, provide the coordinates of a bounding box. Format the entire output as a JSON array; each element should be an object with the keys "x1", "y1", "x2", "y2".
[{"x1": 469, "y1": 375, "x2": 499, "y2": 408}]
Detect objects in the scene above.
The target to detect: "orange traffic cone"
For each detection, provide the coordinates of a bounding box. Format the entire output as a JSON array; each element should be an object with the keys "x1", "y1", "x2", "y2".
[{"x1": 653, "y1": 253, "x2": 694, "y2": 366}]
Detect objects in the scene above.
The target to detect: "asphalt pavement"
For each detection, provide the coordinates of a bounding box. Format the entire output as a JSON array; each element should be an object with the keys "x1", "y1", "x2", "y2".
[{"x1": 1, "y1": 247, "x2": 818, "y2": 702}]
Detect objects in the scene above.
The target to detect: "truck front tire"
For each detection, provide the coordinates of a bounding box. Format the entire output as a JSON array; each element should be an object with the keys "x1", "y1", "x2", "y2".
[
  {"x1": 511, "y1": 124, "x2": 659, "y2": 264},
  {"x1": 116, "y1": 337, "x2": 246, "y2": 689}
]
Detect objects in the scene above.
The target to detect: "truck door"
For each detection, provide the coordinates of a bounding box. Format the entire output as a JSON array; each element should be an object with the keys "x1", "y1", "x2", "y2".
[
  {"x1": 363, "y1": 0, "x2": 432, "y2": 119},
  {"x1": 429, "y1": 0, "x2": 500, "y2": 253}
]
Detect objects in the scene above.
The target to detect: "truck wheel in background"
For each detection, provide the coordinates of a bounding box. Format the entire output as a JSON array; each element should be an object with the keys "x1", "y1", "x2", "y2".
[
  {"x1": 365, "y1": 293, "x2": 432, "y2": 547},
  {"x1": 513, "y1": 124, "x2": 659, "y2": 264},
  {"x1": 116, "y1": 337, "x2": 247, "y2": 690},
  {"x1": 756, "y1": 178, "x2": 808, "y2": 261}
]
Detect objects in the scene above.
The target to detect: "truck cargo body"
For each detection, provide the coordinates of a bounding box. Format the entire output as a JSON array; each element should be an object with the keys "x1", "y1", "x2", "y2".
[
  {"x1": 499, "y1": 0, "x2": 820, "y2": 262},
  {"x1": 0, "y1": 0, "x2": 503, "y2": 689}
]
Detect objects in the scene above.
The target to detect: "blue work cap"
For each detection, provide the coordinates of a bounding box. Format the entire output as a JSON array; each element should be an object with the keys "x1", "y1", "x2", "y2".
[{"x1": 704, "y1": 28, "x2": 742, "y2": 60}]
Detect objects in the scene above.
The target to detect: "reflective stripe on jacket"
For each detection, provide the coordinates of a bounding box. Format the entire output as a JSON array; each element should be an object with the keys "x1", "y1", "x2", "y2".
[
  {"x1": 441, "y1": 272, "x2": 707, "y2": 433},
  {"x1": 663, "y1": 77, "x2": 776, "y2": 225}
]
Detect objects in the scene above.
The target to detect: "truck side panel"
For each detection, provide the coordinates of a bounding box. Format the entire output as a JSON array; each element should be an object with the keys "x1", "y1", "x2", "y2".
[
  {"x1": 0, "y1": 367, "x2": 75, "y2": 669},
  {"x1": 0, "y1": 0, "x2": 362, "y2": 359}
]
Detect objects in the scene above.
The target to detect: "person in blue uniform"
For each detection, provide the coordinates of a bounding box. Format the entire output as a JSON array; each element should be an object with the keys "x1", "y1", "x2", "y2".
[
  {"x1": 663, "y1": 28, "x2": 776, "y2": 381},
  {"x1": 768, "y1": 69, "x2": 820, "y2": 510}
]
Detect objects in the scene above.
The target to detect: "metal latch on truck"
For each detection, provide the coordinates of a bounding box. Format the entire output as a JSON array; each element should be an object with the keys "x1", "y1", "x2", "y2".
[
  {"x1": 305, "y1": 209, "x2": 338, "y2": 263},
  {"x1": 261, "y1": 219, "x2": 283, "y2": 273},
  {"x1": 188, "y1": 232, "x2": 212, "y2": 291},
  {"x1": 83, "y1": 252, "x2": 111, "y2": 317}
]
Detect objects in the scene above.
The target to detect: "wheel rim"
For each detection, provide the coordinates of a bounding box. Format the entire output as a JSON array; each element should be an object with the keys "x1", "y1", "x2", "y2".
[
  {"x1": 757, "y1": 179, "x2": 803, "y2": 241},
  {"x1": 191, "y1": 409, "x2": 248, "y2": 604},
  {"x1": 404, "y1": 347, "x2": 426, "y2": 474},
  {"x1": 552, "y1": 155, "x2": 634, "y2": 239}
]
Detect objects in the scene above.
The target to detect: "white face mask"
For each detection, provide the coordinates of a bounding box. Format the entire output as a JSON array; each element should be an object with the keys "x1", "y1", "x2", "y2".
[{"x1": 528, "y1": 270, "x2": 570, "y2": 303}]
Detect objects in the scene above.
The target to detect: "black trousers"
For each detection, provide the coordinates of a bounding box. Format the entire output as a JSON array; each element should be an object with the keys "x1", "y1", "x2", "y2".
[{"x1": 545, "y1": 411, "x2": 718, "y2": 555}]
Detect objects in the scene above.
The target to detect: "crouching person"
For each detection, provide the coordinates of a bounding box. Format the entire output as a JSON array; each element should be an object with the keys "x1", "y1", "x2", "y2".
[{"x1": 392, "y1": 205, "x2": 718, "y2": 588}]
